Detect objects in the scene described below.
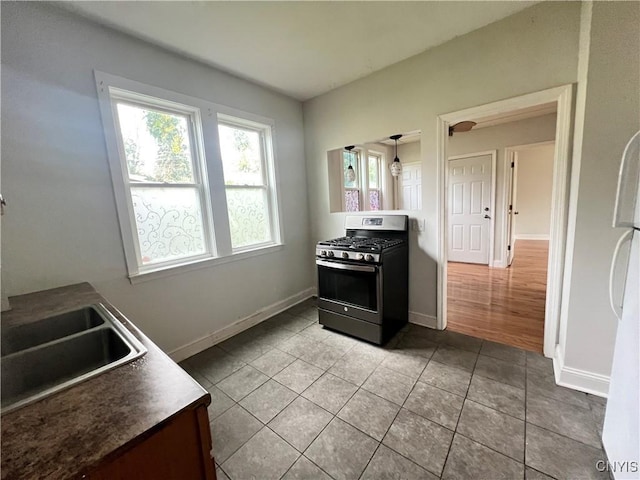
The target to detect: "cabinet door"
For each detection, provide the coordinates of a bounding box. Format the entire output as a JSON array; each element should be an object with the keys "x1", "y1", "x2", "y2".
[{"x1": 88, "y1": 405, "x2": 216, "y2": 480}]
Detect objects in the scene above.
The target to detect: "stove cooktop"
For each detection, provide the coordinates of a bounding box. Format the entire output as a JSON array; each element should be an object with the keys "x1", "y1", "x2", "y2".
[{"x1": 317, "y1": 236, "x2": 405, "y2": 252}]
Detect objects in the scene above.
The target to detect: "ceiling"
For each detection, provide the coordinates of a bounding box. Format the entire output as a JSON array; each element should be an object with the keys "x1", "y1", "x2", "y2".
[{"x1": 61, "y1": 1, "x2": 539, "y2": 101}]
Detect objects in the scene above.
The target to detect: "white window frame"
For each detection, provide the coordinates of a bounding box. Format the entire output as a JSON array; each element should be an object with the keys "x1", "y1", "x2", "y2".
[
  {"x1": 365, "y1": 151, "x2": 383, "y2": 211},
  {"x1": 217, "y1": 113, "x2": 280, "y2": 253},
  {"x1": 95, "y1": 71, "x2": 283, "y2": 283},
  {"x1": 341, "y1": 148, "x2": 362, "y2": 212},
  {"x1": 339, "y1": 147, "x2": 386, "y2": 212}
]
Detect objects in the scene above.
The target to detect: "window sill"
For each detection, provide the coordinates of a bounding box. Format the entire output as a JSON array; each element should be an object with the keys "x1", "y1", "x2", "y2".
[{"x1": 128, "y1": 243, "x2": 284, "y2": 285}]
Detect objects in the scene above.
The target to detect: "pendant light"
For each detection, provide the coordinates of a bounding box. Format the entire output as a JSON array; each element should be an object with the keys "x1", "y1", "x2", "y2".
[
  {"x1": 345, "y1": 145, "x2": 356, "y2": 183},
  {"x1": 390, "y1": 134, "x2": 403, "y2": 177}
]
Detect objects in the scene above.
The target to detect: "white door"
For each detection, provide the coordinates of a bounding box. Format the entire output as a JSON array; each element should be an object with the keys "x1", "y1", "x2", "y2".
[
  {"x1": 448, "y1": 154, "x2": 492, "y2": 264},
  {"x1": 398, "y1": 162, "x2": 421, "y2": 210}
]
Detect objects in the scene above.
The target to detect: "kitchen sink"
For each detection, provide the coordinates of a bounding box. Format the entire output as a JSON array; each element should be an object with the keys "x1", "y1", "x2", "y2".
[
  {"x1": 1, "y1": 307, "x2": 105, "y2": 355},
  {"x1": 1, "y1": 304, "x2": 147, "y2": 414}
]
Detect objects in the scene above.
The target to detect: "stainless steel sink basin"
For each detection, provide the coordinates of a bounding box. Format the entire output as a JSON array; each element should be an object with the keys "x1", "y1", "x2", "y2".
[
  {"x1": 1, "y1": 304, "x2": 147, "y2": 414},
  {"x1": 1, "y1": 307, "x2": 105, "y2": 355}
]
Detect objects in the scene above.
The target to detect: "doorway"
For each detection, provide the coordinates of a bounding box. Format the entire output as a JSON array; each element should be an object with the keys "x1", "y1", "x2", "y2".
[
  {"x1": 506, "y1": 141, "x2": 556, "y2": 264},
  {"x1": 447, "y1": 142, "x2": 555, "y2": 352},
  {"x1": 436, "y1": 85, "x2": 574, "y2": 357}
]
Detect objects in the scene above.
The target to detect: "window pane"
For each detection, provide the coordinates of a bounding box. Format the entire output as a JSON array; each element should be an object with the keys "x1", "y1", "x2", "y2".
[
  {"x1": 219, "y1": 124, "x2": 264, "y2": 186},
  {"x1": 345, "y1": 190, "x2": 360, "y2": 212},
  {"x1": 226, "y1": 188, "x2": 271, "y2": 248},
  {"x1": 131, "y1": 187, "x2": 206, "y2": 265},
  {"x1": 368, "y1": 155, "x2": 379, "y2": 189},
  {"x1": 369, "y1": 190, "x2": 381, "y2": 211},
  {"x1": 343, "y1": 151, "x2": 358, "y2": 188},
  {"x1": 116, "y1": 103, "x2": 195, "y2": 183}
]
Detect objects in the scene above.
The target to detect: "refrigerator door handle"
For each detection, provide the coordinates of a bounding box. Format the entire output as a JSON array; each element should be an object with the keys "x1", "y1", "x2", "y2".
[{"x1": 609, "y1": 229, "x2": 634, "y2": 320}]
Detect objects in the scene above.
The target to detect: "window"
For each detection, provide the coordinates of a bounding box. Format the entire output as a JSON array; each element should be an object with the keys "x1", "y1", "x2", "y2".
[
  {"x1": 367, "y1": 153, "x2": 382, "y2": 211},
  {"x1": 343, "y1": 149, "x2": 360, "y2": 212},
  {"x1": 112, "y1": 99, "x2": 212, "y2": 268},
  {"x1": 341, "y1": 148, "x2": 383, "y2": 212},
  {"x1": 218, "y1": 116, "x2": 277, "y2": 250},
  {"x1": 96, "y1": 72, "x2": 282, "y2": 280}
]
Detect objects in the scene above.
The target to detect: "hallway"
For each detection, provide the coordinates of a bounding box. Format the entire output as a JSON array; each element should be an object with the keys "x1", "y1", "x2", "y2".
[{"x1": 447, "y1": 240, "x2": 549, "y2": 352}]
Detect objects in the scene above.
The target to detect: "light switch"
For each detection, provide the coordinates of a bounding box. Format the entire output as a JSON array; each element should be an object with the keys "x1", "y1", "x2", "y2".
[{"x1": 411, "y1": 219, "x2": 425, "y2": 232}]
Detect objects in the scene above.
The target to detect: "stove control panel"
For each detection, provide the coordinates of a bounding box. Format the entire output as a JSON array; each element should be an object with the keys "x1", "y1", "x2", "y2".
[{"x1": 316, "y1": 248, "x2": 380, "y2": 263}]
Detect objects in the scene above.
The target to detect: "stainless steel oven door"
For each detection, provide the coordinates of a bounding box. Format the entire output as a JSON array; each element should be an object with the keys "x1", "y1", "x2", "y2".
[{"x1": 316, "y1": 259, "x2": 383, "y2": 324}]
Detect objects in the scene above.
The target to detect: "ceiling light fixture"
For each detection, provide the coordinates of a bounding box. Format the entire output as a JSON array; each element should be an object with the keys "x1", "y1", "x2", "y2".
[
  {"x1": 448, "y1": 121, "x2": 477, "y2": 136},
  {"x1": 390, "y1": 134, "x2": 403, "y2": 177},
  {"x1": 345, "y1": 145, "x2": 356, "y2": 183}
]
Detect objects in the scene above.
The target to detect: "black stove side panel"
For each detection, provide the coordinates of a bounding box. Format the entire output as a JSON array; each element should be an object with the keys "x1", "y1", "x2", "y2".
[{"x1": 381, "y1": 246, "x2": 409, "y2": 337}]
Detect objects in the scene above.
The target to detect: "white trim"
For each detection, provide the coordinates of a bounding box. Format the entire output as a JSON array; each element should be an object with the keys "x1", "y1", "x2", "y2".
[
  {"x1": 515, "y1": 234, "x2": 550, "y2": 241},
  {"x1": 129, "y1": 243, "x2": 284, "y2": 284},
  {"x1": 437, "y1": 84, "x2": 575, "y2": 359},
  {"x1": 447, "y1": 150, "x2": 497, "y2": 267},
  {"x1": 504, "y1": 150, "x2": 516, "y2": 266},
  {"x1": 168, "y1": 287, "x2": 316, "y2": 362},
  {"x1": 492, "y1": 259, "x2": 508, "y2": 269},
  {"x1": 553, "y1": 344, "x2": 609, "y2": 397},
  {"x1": 408, "y1": 311, "x2": 438, "y2": 329}
]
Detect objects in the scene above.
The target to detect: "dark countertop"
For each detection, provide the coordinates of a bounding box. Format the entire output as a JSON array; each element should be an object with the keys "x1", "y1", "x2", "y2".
[{"x1": 1, "y1": 283, "x2": 210, "y2": 480}]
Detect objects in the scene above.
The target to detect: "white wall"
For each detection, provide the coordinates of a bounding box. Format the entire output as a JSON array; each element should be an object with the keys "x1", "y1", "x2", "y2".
[
  {"x1": 303, "y1": 1, "x2": 581, "y2": 321},
  {"x1": 448, "y1": 114, "x2": 557, "y2": 262},
  {"x1": 1, "y1": 3, "x2": 313, "y2": 355},
  {"x1": 514, "y1": 143, "x2": 555, "y2": 239},
  {"x1": 557, "y1": 1, "x2": 640, "y2": 392},
  {"x1": 397, "y1": 142, "x2": 420, "y2": 166}
]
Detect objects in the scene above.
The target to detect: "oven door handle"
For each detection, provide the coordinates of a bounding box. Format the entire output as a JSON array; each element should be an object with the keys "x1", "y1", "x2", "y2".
[{"x1": 316, "y1": 259, "x2": 377, "y2": 273}]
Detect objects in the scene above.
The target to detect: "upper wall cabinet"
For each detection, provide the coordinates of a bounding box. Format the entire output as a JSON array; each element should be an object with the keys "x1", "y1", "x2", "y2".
[{"x1": 327, "y1": 131, "x2": 422, "y2": 213}]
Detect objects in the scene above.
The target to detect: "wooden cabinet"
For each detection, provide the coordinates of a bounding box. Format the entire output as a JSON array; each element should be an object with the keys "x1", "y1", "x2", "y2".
[{"x1": 86, "y1": 404, "x2": 216, "y2": 480}]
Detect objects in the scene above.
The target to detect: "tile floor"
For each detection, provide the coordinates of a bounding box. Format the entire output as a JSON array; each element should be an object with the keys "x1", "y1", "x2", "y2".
[{"x1": 180, "y1": 299, "x2": 608, "y2": 480}]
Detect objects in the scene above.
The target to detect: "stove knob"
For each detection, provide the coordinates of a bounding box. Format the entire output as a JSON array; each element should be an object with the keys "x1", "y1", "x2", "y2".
[
  {"x1": 357, "y1": 253, "x2": 364, "y2": 261},
  {"x1": 320, "y1": 250, "x2": 327, "y2": 257},
  {"x1": 342, "y1": 252, "x2": 349, "y2": 259},
  {"x1": 327, "y1": 251, "x2": 334, "y2": 258},
  {"x1": 365, "y1": 254, "x2": 375, "y2": 262}
]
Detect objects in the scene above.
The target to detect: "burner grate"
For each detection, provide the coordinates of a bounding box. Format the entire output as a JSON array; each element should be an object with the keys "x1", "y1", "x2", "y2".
[{"x1": 318, "y1": 236, "x2": 405, "y2": 251}]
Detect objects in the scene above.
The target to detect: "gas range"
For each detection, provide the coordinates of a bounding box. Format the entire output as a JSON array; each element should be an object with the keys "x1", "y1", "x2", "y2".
[
  {"x1": 316, "y1": 236, "x2": 405, "y2": 263},
  {"x1": 315, "y1": 214, "x2": 409, "y2": 345}
]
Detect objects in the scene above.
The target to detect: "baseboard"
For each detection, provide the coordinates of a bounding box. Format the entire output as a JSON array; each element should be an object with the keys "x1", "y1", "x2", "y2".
[
  {"x1": 168, "y1": 287, "x2": 316, "y2": 363},
  {"x1": 553, "y1": 344, "x2": 609, "y2": 398},
  {"x1": 515, "y1": 234, "x2": 550, "y2": 241},
  {"x1": 491, "y1": 259, "x2": 508, "y2": 268},
  {"x1": 409, "y1": 311, "x2": 438, "y2": 329}
]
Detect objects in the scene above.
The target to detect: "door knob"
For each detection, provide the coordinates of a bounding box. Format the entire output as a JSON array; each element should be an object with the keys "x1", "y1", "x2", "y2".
[
  {"x1": 484, "y1": 207, "x2": 489, "y2": 211},
  {"x1": 514, "y1": 211, "x2": 519, "y2": 215},
  {"x1": 484, "y1": 215, "x2": 491, "y2": 219}
]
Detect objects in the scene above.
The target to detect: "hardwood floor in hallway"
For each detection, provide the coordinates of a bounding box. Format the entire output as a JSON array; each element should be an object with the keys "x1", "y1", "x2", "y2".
[{"x1": 447, "y1": 240, "x2": 549, "y2": 353}]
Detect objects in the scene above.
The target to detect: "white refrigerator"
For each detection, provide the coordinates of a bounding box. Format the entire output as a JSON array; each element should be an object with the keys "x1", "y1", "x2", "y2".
[{"x1": 603, "y1": 130, "x2": 640, "y2": 479}]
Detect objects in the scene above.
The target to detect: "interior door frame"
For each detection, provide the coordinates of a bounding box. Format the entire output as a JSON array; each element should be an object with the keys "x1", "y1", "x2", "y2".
[
  {"x1": 506, "y1": 150, "x2": 518, "y2": 266},
  {"x1": 436, "y1": 84, "x2": 574, "y2": 358},
  {"x1": 447, "y1": 150, "x2": 497, "y2": 267}
]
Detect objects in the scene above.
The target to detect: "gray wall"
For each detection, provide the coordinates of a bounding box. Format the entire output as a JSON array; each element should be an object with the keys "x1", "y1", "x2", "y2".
[
  {"x1": 559, "y1": 1, "x2": 640, "y2": 381},
  {"x1": 1, "y1": 2, "x2": 313, "y2": 354},
  {"x1": 514, "y1": 144, "x2": 555, "y2": 238},
  {"x1": 303, "y1": 2, "x2": 581, "y2": 322}
]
